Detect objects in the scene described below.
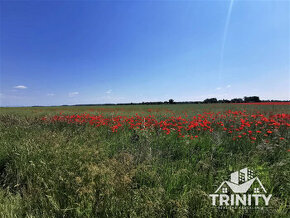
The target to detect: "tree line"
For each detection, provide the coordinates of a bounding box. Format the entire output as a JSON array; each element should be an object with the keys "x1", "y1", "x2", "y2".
[{"x1": 67, "y1": 96, "x2": 289, "y2": 107}]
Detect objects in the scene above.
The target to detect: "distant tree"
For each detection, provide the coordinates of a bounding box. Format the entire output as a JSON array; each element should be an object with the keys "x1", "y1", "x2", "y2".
[
  {"x1": 231, "y1": 98, "x2": 243, "y2": 103},
  {"x1": 169, "y1": 99, "x2": 175, "y2": 104},
  {"x1": 204, "y1": 98, "x2": 218, "y2": 104},
  {"x1": 218, "y1": 99, "x2": 231, "y2": 103},
  {"x1": 244, "y1": 96, "x2": 260, "y2": 103}
]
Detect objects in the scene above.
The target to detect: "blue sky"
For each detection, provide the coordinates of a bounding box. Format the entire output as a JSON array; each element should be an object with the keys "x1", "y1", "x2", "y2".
[{"x1": 0, "y1": 0, "x2": 289, "y2": 106}]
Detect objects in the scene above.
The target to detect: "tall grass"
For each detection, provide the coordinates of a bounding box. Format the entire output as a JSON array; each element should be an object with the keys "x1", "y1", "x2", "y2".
[{"x1": 0, "y1": 104, "x2": 289, "y2": 217}]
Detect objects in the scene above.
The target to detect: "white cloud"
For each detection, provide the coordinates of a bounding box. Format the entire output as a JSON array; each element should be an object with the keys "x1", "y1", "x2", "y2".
[
  {"x1": 47, "y1": 93, "x2": 55, "y2": 96},
  {"x1": 96, "y1": 95, "x2": 126, "y2": 103},
  {"x1": 226, "y1": 84, "x2": 231, "y2": 88},
  {"x1": 105, "y1": 89, "x2": 112, "y2": 94},
  {"x1": 68, "y1": 92, "x2": 79, "y2": 97},
  {"x1": 14, "y1": 85, "x2": 27, "y2": 89},
  {"x1": 216, "y1": 87, "x2": 222, "y2": 90}
]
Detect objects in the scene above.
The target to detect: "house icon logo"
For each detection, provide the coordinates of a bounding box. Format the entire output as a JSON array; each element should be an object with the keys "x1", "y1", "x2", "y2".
[
  {"x1": 215, "y1": 167, "x2": 266, "y2": 194},
  {"x1": 209, "y1": 167, "x2": 272, "y2": 208}
]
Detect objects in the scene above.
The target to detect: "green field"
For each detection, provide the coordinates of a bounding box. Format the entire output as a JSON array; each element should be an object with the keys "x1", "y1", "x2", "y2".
[{"x1": 0, "y1": 104, "x2": 289, "y2": 217}]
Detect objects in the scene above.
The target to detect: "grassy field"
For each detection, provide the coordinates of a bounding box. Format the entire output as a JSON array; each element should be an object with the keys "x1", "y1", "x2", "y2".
[{"x1": 0, "y1": 103, "x2": 289, "y2": 217}]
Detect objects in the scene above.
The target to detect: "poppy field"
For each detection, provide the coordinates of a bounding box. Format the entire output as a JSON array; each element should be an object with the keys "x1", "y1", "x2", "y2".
[{"x1": 0, "y1": 103, "x2": 289, "y2": 217}]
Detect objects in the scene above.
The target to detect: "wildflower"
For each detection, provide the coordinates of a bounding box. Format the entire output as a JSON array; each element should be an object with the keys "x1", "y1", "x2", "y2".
[{"x1": 41, "y1": 109, "x2": 288, "y2": 142}]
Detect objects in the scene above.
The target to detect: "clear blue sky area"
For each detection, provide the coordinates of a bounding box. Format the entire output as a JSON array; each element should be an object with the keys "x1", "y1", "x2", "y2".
[{"x1": 0, "y1": 0, "x2": 289, "y2": 106}]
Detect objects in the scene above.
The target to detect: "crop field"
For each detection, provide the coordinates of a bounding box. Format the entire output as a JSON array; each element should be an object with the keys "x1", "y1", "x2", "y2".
[{"x1": 0, "y1": 103, "x2": 289, "y2": 217}]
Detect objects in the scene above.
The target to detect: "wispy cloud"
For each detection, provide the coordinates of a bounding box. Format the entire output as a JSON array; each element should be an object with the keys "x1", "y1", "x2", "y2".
[
  {"x1": 216, "y1": 85, "x2": 231, "y2": 91},
  {"x1": 68, "y1": 92, "x2": 79, "y2": 97},
  {"x1": 14, "y1": 85, "x2": 27, "y2": 89},
  {"x1": 47, "y1": 93, "x2": 55, "y2": 96},
  {"x1": 218, "y1": 0, "x2": 235, "y2": 83},
  {"x1": 105, "y1": 89, "x2": 112, "y2": 94}
]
